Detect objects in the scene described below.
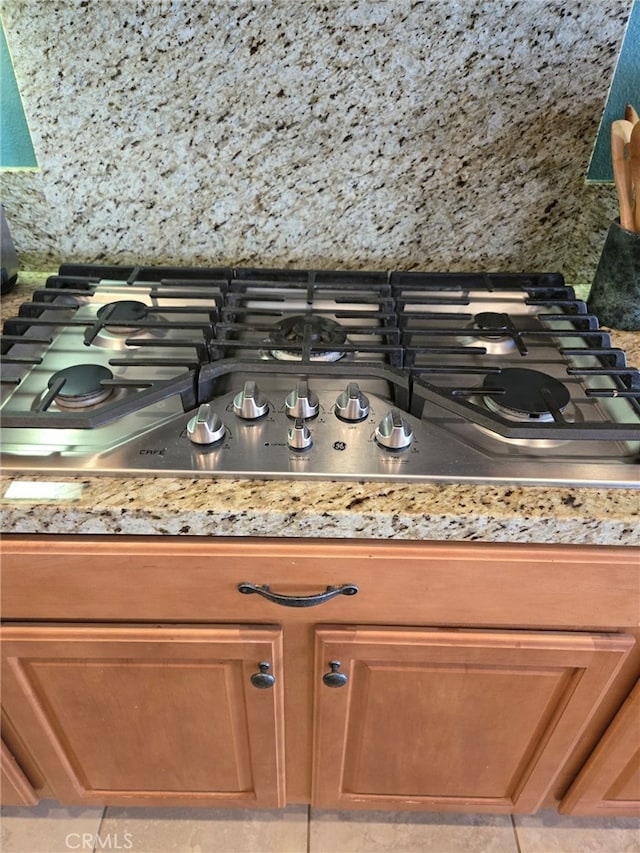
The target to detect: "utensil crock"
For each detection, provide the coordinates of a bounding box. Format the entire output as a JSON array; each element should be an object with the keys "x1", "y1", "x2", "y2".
[{"x1": 588, "y1": 219, "x2": 640, "y2": 331}]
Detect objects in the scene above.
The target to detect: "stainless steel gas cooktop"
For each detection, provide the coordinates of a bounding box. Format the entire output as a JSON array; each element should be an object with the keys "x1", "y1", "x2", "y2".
[{"x1": 1, "y1": 264, "x2": 639, "y2": 487}]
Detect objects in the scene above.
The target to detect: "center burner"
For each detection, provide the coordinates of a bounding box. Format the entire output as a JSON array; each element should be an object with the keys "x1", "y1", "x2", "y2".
[
  {"x1": 482, "y1": 368, "x2": 571, "y2": 422},
  {"x1": 47, "y1": 364, "x2": 114, "y2": 409},
  {"x1": 268, "y1": 315, "x2": 348, "y2": 362}
]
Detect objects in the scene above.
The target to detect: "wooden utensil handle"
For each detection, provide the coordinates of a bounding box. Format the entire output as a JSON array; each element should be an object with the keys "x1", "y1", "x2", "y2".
[{"x1": 611, "y1": 120, "x2": 635, "y2": 231}]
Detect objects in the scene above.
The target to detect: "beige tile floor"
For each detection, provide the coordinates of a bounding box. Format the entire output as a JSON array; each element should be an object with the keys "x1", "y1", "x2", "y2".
[{"x1": 1, "y1": 802, "x2": 638, "y2": 853}]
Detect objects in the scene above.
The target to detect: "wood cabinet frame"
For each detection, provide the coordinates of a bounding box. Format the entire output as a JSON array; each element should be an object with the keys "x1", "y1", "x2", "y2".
[
  {"x1": 560, "y1": 680, "x2": 640, "y2": 816},
  {"x1": 1, "y1": 624, "x2": 286, "y2": 808},
  {"x1": 312, "y1": 626, "x2": 633, "y2": 812},
  {"x1": 1, "y1": 740, "x2": 38, "y2": 806},
  {"x1": 1, "y1": 534, "x2": 639, "y2": 812}
]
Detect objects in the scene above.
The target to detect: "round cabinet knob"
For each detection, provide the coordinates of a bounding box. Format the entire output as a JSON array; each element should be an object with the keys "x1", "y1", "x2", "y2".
[
  {"x1": 323, "y1": 661, "x2": 348, "y2": 688},
  {"x1": 287, "y1": 417, "x2": 313, "y2": 451},
  {"x1": 233, "y1": 380, "x2": 269, "y2": 419},
  {"x1": 335, "y1": 382, "x2": 370, "y2": 422},
  {"x1": 375, "y1": 408, "x2": 413, "y2": 450},
  {"x1": 250, "y1": 662, "x2": 276, "y2": 689},
  {"x1": 285, "y1": 380, "x2": 319, "y2": 419},
  {"x1": 187, "y1": 404, "x2": 225, "y2": 445}
]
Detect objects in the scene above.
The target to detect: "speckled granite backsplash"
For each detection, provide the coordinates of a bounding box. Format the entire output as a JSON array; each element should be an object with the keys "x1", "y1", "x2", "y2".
[{"x1": 0, "y1": 0, "x2": 630, "y2": 282}]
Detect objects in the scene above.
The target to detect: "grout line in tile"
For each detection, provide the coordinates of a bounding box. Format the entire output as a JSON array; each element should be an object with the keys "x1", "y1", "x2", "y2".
[
  {"x1": 510, "y1": 813, "x2": 523, "y2": 853},
  {"x1": 306, "y1": 804, "x2": 311, "y2": 853},
  {"x1": 92, "y1": 806, "x2": 107, "y2": 853}
]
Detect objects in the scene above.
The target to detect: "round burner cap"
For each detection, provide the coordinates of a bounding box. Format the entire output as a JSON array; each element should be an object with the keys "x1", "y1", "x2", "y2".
[
  {"x1": 269, "y1": 315, "x2": 347, "y2": 361},
  {"x1": 483, "y1": 368, "x2": 570, "y2": 417},
  {"x1": 48, "y1": 364, "x2": 114, "y2": 408},
  {"x1": 97, "y1": 300, "x2": 148, "y2": 325},
  {"x1": 270, "y1": 315, "x2": 347, "y2": 346},
  {"x1": 474, "y1": 311, "x2": 509, "y2": 332}
]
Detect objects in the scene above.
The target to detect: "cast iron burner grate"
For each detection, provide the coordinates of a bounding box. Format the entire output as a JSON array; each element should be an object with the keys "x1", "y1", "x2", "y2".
[
  {"x1": 391, "y1": 271, "x2": 640, "y2": 441},
  {"x1": 208, "y1": 267, "x2": 401, "y2": 365},
  {"x1": 1, "y1": 265, "x2": 639, "y2": 444}
]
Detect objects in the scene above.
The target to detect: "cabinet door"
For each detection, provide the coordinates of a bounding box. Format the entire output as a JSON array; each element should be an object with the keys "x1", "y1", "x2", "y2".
[
  {"x1": 1, "y1": 625, "x2": 285, "y2": 808},
  {"x1": 0, "y1": 740, "x2": 38, "y2": 806},
  {"x1": 312, "y1": 627, "x2": 633, "y2": 813},
  {"x1": 559, "y1": 679, "x2": 640, "y2": 816}
]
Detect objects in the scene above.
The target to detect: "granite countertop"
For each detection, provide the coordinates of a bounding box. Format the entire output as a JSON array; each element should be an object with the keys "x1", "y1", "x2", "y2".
[{"x1": 1, "y1": 273, "x2": 638, "y2": 545}]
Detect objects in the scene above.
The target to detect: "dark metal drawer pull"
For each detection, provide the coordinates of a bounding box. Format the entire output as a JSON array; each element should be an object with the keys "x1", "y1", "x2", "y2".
[{"x1": 238, "y1": 582, "x2": 358, "y2": 608}]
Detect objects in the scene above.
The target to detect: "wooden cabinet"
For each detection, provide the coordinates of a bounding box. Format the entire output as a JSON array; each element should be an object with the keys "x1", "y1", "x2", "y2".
[
  {"x1": 312, "y1": 627, "x2": 633, "y2": 813},
  {"x1": 1, "y1": 624, "x2": 285, "y2": 808},
  {"x1": 1, "y1": 740, "x2": 38, "y2": 806},
  {"x1": 1, "y1": 535, "x2": 638, "y2": 813},
  {"x1": 559, "y1": 680, "x2": 640, "y2": 816}
]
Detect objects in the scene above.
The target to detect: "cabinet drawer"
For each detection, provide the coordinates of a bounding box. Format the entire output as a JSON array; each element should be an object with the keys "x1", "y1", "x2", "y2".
[{"x1": 2, "y1": 536, "x2": 638, "y2": 628}]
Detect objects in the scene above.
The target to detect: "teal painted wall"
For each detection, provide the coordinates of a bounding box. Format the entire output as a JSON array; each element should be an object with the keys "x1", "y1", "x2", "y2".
[
  {"x1": 1, "y1": 21, "x2": 37, "y2": 169},
  {"x1": 587, "y1": 0, "x2": 640, "y2": 183}
]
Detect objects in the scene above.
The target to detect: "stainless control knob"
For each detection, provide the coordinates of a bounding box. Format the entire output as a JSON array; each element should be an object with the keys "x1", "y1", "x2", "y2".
[
  {"x1": 287, "y1": 418, "x2": 313, "y2": 451},
  {"x1": 375, "y1": 408, "x2": 413, "y2": 450},
  {"x1": 233, "y1": 380, "x2": 269, "y2": 419},
  {"x1": 187, "y1": 404, "x2": 225, "y2": 445},
  {"x1": 285, "y1": 380, "x2": 319, "y2": 419},
  {"x1": 335, "y1": 382, "x2": 370, "y2": 422}
]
